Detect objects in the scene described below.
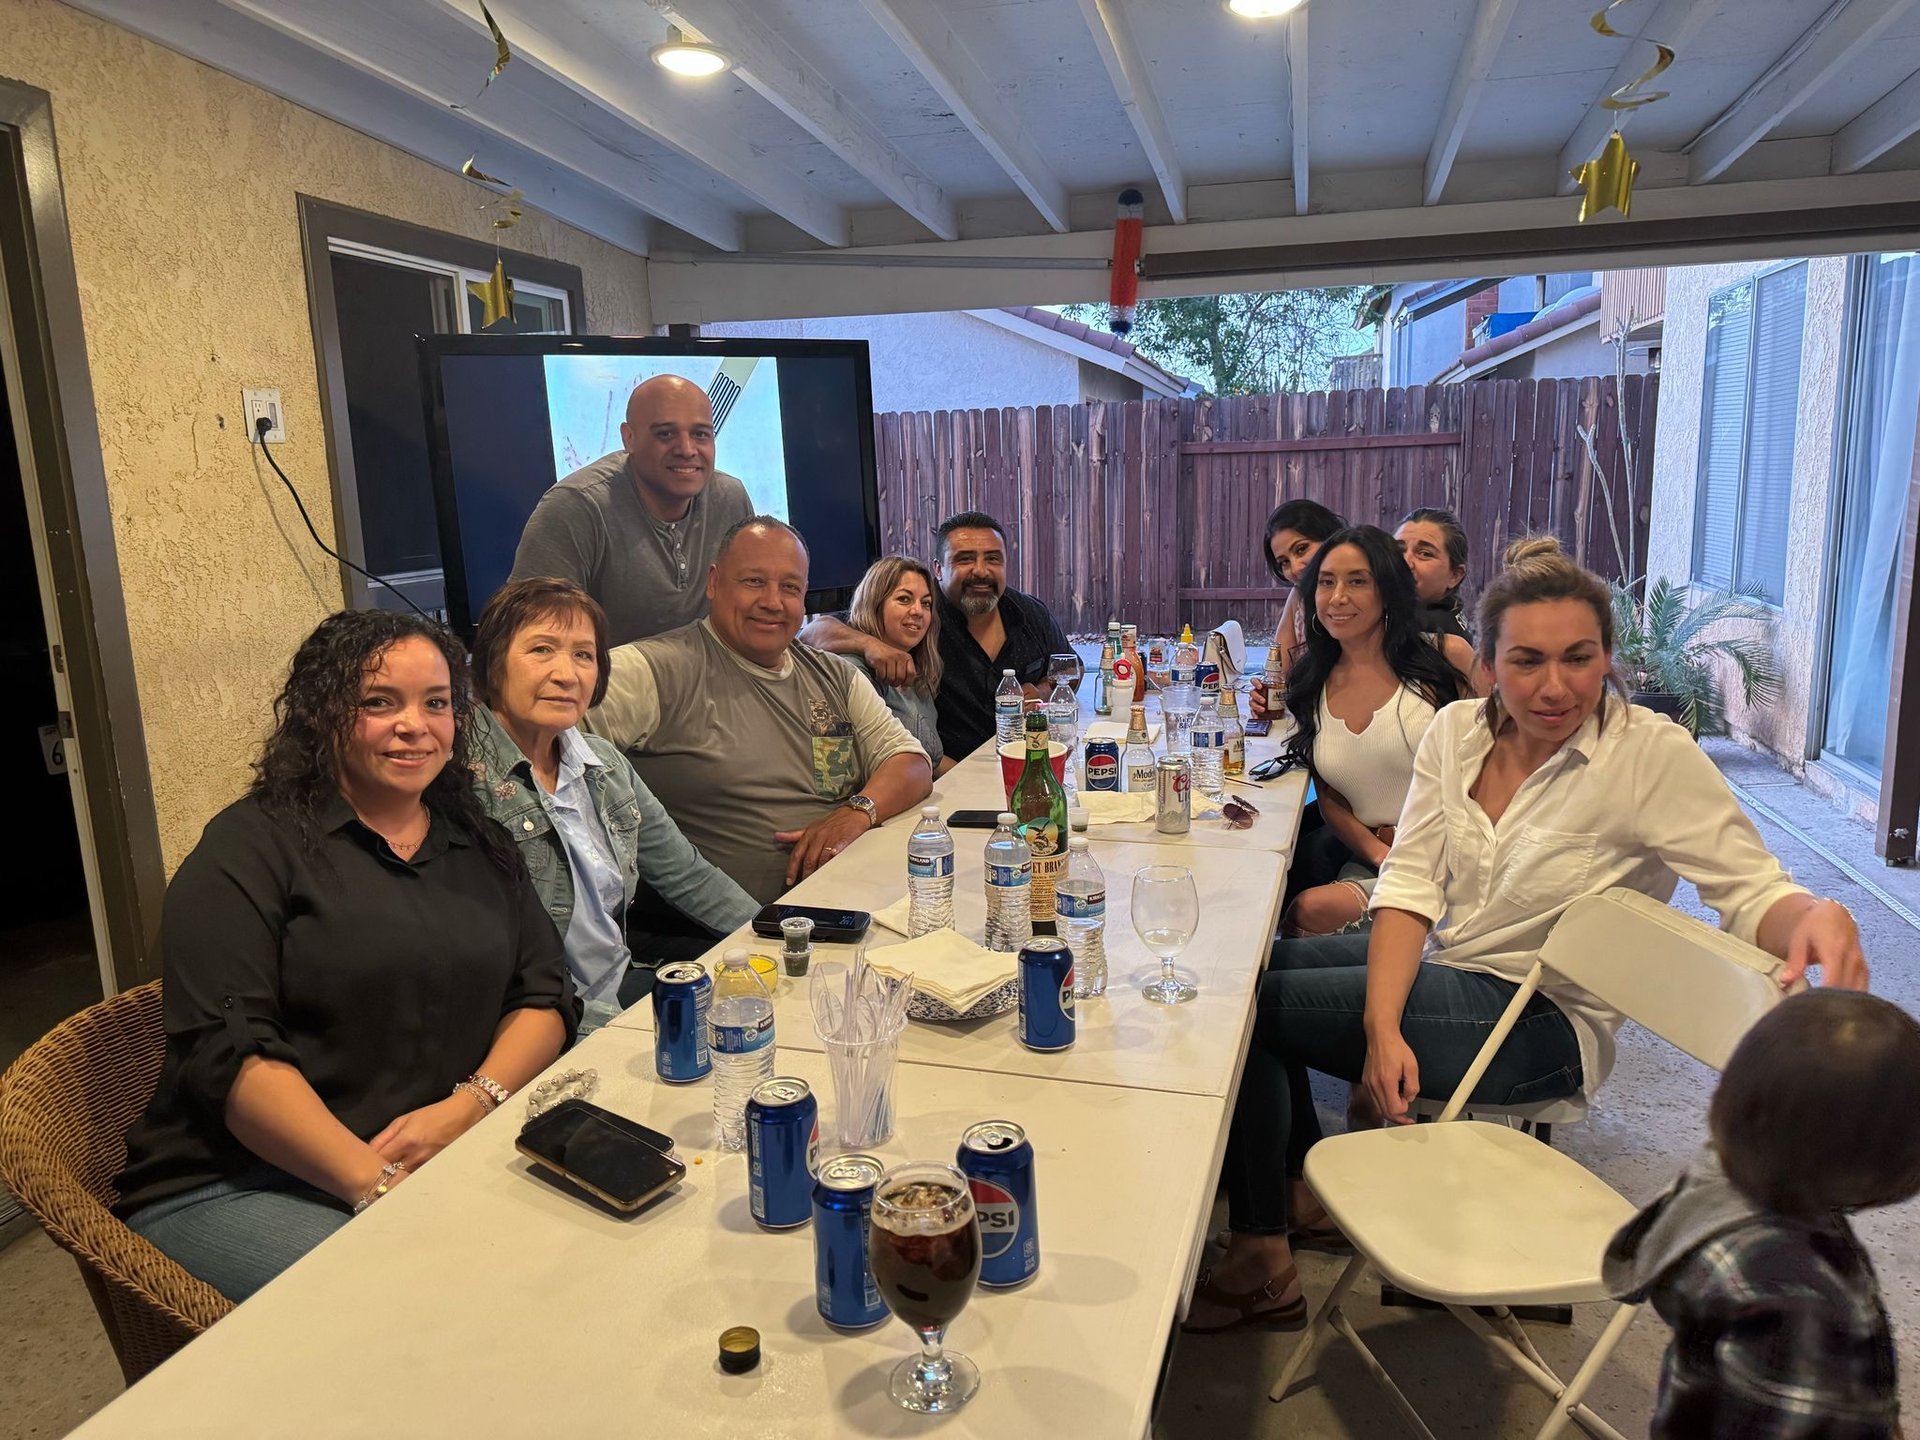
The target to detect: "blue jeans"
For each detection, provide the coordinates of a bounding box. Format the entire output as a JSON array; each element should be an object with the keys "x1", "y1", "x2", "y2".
[
  {"x1": 124, "y1": 1166, "x2": 351, "y2": 1302},
  {"x1": 1224, "y1": 932, "x2": 1583, "y2": 1234}
]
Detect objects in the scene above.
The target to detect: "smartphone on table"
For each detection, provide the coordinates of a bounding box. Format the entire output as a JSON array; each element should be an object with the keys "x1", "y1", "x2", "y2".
[
  {"x1": 751, "y1": 903, "x2": 870, "y2": 944},
  {"x1": 516, "y1": 1099, "x2": 683, "y2": 1213},
  {"x1": 945, "y1": 810, "x2": 1002, "y2": 830}
]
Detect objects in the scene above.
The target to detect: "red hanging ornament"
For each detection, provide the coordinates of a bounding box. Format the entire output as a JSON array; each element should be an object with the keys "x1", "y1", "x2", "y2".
[{"x1": 1108, "y1": 188, "x2": 1144, "y2": 335}]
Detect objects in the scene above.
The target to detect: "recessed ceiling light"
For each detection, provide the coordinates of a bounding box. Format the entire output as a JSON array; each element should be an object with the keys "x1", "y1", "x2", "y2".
[
  {"x1": 1225, "y1": 0, "x2": 1306, "y2": 16},
  {"x1": 650, "y1": 25, "x2": 730, "y2": 77}
]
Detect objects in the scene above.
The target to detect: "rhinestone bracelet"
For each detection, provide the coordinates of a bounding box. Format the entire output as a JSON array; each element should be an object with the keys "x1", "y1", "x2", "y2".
[{"x1": 524, "y1": 1067, "x2": 598, "y2": 1119}]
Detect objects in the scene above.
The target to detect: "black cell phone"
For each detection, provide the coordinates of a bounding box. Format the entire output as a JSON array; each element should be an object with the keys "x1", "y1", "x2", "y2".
[
  {"x1": 517, "y1": 1100, "x2": 685, "y2": 1213},
  {"x1": 752, "y1": 903, "x2": 870, "y2": 944},
  {"x1": 946, "y1": 809, "x2": 1003, "y2": 830}
]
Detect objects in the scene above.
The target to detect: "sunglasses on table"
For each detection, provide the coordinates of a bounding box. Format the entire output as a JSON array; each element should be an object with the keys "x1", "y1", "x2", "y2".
[
  {"x1": 1247, "y1": 753, "x2": 1306, "y2": 783},
  {"x1": 1221, "y1": 795, "x2": 1260, "y2": 830}
]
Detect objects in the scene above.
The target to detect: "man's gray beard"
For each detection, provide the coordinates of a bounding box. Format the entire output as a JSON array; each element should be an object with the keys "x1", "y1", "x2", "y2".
[{"x1": 955, "y1": 587, "x2": 999, "y2": 618}]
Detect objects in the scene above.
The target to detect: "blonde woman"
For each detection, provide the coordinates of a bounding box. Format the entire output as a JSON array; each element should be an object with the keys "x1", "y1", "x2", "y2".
[{"x1": 845, "y1": 555, "x2": 949, "y2": 774}]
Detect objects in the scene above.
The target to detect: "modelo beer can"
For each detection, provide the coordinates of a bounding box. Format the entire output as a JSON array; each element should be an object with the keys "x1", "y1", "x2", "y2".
[
  {"x1": 812, "y1": 1153, "x2": 889, "y2": 1329},
  {"x1": 1083, "y1": 738, "x2": 1121, "y2": 791},
  {"x1": 746, "y1": 1077, "x2": 819, "y2": 1230},
  {"x1": 1156, "y1": 755, "x2": 1192, "y2": 835},
  {"x1": 958, "y1": 1120, "x2": 1039, "y2": 1288},
  {"x1": 1196, "y1": 661, "x2": 1221, "y2": 702},
  {"x1": 651, "y1": 961, "x2": 712, "y2": 1083},
  {"x1": 1016, "y1": 938, "x2": 1075, "y2": 1051}
]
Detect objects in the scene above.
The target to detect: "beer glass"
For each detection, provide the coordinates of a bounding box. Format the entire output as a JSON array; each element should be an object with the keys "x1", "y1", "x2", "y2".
[
  {"x1": 869, "y1": 1162, "x2": 983, "y2": 1412},
  {"x1": 1133, "y1": 864, "x2": 1200, "y2": 1004}
]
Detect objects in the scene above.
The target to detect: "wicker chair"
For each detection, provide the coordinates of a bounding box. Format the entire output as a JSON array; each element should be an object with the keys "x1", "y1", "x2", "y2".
[{"x1": 0, "y1": 980, "x2": 231, "y2": 1382}]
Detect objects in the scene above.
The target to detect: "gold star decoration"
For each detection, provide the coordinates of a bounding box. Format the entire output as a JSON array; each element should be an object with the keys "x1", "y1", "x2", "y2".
[
  {"x1": 1572, "y1": 129, "x2": 1639, "y2": 222},
  {"x1": 468, "y1": 259, "x2": 515, "y2": 330}
]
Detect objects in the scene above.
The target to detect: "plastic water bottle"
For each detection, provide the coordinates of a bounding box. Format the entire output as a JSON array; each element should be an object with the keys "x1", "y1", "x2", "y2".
[
  {"x1": 994, "y1": 669, "x2": 1024, "y2": 749},
  {"x1": 1046, "y1": 678, "x2": 1078, "y2": 788},
  {"x1": 907, "y1": 804, "x2": 955, "y2": 936},
  {"x1": 1190, "y1": 694, "x2": 1225, "y2": 798},
  {"x1": 983, "y1": 811, "x2": 1033, "y2": 952},
  {"x1": 708, "y1": 947, "x2": 775, "y2": 1150},
  {"x1": 1056, "y1": 836, "x2": 1107, "y2": 998}
]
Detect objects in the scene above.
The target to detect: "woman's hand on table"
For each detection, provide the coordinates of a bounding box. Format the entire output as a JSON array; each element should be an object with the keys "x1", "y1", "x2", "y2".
[
  {"x1": 1363, "y1": 1031, "x2": 1421, "y2": 1125},
  {"x1": 370, "y1": 1094, "x2": 487, "y2": 1170},
  {"x1": 1782, "y1": 898, "x2": 1868, "y2": 992}
]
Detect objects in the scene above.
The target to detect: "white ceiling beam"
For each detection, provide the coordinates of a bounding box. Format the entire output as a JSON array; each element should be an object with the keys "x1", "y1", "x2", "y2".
[
  {"x1": 455, "y1": 0, "x2": 849, "y2": 247},
  {"x1": 1689, "y1": 0, "x2": 1920, "y2": 183},
  {"x1": 1557, "y1": 0, "x2": 1720, "y2": 194},
  {"x1": 646, "y1": 0, "x2": 957, "y2": 240},
  {"x1": 856, "y1": 0, "x2": 1073, "y2": 233},
  {"x1": 1289, "y1": 8, "x2": 1310, "y2": 215},
  {"x1": 1072, "y1": 0, "x2": 1188, "y2": 222},
  {"x1": 1834, "y1": 66, "x2": 1920, "y2": 172},
  {"x1": 1424, "y1": 0, "x2": 1521, "y2": 206},
  {"x1": 212, "y1": 0, "x2": 746, "y2": 251},
  {"x1": 62, "y1": 0, "x2": 654, "y2": 255}
]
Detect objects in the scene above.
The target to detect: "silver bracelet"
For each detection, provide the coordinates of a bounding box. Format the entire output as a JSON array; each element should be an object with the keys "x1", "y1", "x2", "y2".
[
  {"x1": 524, "y1": 1067, "x2": 598, "y2": 1119},
  {"x1": 352, "y1": 1160, "x2": 407, "y2": 1215},
  {"x1": 464, "y1": 1072, "x2": 511, "y2": 1107}
]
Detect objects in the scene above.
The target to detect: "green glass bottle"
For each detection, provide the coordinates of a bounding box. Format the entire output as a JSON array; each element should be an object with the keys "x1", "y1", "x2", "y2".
[{"x1": 1011, "y1": 708, "x2": 1069, "y2": 930}]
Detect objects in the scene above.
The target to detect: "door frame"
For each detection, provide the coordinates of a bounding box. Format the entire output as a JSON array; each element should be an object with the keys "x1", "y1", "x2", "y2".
[{"x1": 0, "y1": 78, "x2": 166, "y2": 990}]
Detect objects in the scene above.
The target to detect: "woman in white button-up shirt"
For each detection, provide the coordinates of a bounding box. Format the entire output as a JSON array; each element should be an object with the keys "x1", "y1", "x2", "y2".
[{"x1": 1186, "y1": 538, "x2": 1868, "y2": 1335}]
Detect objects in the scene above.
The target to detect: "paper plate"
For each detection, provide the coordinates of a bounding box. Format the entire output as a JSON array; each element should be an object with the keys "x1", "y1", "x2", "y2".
[{"x1": 905, "y1": 976, "x2": 1019, "y2": 1023}]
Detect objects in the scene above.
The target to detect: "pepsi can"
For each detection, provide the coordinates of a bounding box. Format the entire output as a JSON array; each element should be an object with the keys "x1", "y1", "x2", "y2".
[
  {"x1": 1083, "y1": 738, "x2": 1121, "y2": 791},
  {"x1": 812, "y1": 1153, "x2": 889, "y2": 1329},
  {"x1": 1196, "y1": 661, "x2": 1221, "y2": 701},
  {"x1": 1017, "y1": 938, "x2": 1075, "y2": 1051},
  {"x1": 651, "y1": 962, "x2": 712, "y2": 1083},
  {"x1": 957, "y1": 1120, "x2": 1039, "y2": 1288},
  {"x1": 746, "y1": 1077, "x2": 819, "y2": 1230}
]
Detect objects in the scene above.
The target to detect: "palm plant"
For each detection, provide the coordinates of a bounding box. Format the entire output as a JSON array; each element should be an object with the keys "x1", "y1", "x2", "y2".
[{"x1": 1610, "y1": 577, "x2": 1782, "y2": 738}]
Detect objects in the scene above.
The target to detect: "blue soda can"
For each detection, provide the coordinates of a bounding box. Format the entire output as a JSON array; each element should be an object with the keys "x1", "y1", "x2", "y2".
[
  {"x1": 1082, "y1": 738, "x2": 1121, "y2": 791},
  {"x1": 651, "y1": 961, "x2": 711, "y2": 1083},
  {"x1": 1196, "y1": 661, "x2": 1221, "y2": 701},
  {"x1": 747, "y1": 1077, "x2": 819, "y2": 1230},
  {"x1": 957, "y1": 1120, "x2": 1039, "y2": 1288},
  {"x1": 812, "y1": 1153, "x2": 889, "y2": 1329},
  {"x1": 1017, "y1": 938, "x2": 1075, "y2": 1052}
]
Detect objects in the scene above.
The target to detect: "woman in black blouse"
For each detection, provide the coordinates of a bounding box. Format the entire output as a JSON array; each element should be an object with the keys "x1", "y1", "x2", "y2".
[{"x1": 116, "y1": 612, "x2": 576, "y2": 1301}]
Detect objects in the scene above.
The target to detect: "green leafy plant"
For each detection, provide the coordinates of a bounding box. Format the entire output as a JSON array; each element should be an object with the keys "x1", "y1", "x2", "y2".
[{"x1": 1609, "y1": 577, "x2": 1782, "y2": 738}]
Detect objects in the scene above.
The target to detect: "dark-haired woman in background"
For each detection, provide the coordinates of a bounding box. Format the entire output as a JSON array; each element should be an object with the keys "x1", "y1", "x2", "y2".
[
  {"x1": 1281, "y1": 527, "x2": 1476, "y2": 936},
  {"x1": 115, "y1": 612, "x2": 576, "y2": 1302},
  {"x1": 1251, "y1": 498, "x2": 1345, "y2": 727},
  {"x1": 1396, "y1": 506, "x2": 1472, "y2": 642}
]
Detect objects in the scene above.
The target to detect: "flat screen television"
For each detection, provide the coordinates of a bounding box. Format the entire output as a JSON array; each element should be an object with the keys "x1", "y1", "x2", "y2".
[{"x1": 418, "y1": 334, "x2": 881, "y2": 634}]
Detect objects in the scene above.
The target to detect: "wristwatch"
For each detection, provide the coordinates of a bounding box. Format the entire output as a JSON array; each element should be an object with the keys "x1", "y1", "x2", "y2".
[{"x1": 842, "y1": 794, "x2": 879, "y2": 829}]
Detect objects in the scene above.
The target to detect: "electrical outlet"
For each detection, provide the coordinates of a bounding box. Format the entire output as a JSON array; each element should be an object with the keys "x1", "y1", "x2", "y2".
[{"x1": 243, "y1": 388, "x2": 287, "y2": 444}]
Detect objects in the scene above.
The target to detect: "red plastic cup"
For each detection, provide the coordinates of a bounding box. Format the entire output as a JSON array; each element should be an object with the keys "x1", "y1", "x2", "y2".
[{"x1": 1000, "y1": 741, "x2": 1068, "y2": 800}]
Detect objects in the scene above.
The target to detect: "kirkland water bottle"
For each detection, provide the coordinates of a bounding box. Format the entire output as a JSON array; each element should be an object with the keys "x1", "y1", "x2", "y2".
[
  {"x1": 1046, "y1": 678, "x2": 1078, "y2": 787},
  {"x1": 984, "y1": 811, "x2": 1033, "y2": 952},
  {"x1": 1190, "y1": 694, "x2": 1225, "y2": 798},
  {"x1": 708, "y1": 947, "x2": 775, "y2": 1150},
  {"x1": 907, "y1": 804, "x2": 956, "y2": 936},
  {"x1": 994, "y1": 669, "x2": 1024, "y2": 749},
  {"x1": 1056, "y1": 835, "x2": 1107, "y2": 998}
]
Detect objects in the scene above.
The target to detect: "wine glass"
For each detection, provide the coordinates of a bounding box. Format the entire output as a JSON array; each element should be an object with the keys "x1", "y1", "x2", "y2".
[
  {"x1": 1133, "y1": 864, "x2": 1200, "y2": 1004},
  {"x1": 1047, "y1": 651, "x2": 1085, "y2": 694},
  {"x1": 869, "y1": 1162, "x2": 983, "y2": 1413}
]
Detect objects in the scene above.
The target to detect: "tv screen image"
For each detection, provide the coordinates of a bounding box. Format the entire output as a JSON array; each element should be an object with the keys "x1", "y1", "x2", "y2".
[{"x1": 419, "y1": 335, "x2": 880, "y2": 634}]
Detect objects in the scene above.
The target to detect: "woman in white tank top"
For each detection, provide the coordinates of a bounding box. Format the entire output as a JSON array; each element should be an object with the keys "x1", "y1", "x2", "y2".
[{"x1": 1280, "y1": 526, "x2": 1478, "y2": 936}]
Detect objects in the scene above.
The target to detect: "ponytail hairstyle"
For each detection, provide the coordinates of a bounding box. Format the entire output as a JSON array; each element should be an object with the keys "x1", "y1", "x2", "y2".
[
  {"x1": 1284, "y1": 525, "x2": 1475, "y2": 768},
  {"x1": 1474, "y1": 535, "x2": 1627, "y2": 738},
  {"x1": 1400, "y1": 507, "x2": 1470, "y2": 631}
]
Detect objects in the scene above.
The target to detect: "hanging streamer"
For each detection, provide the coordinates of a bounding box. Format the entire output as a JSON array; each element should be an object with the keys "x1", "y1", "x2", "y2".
[
  {"x1": 452, "y1": 1, "x2": 513, "y2": 109},
  {"x1": 1108, "y1": 188, "x2": 1144, "y2": 335},
  {"x1": 461, "y1": 156, "x2": 524, "y2": 230},
  {"x1": 1591, "y1": 0, "x2": 1675, "y2": 110},
  {"x1": 1571, "y1": 0, "x2": 1675, "y2": 221}
]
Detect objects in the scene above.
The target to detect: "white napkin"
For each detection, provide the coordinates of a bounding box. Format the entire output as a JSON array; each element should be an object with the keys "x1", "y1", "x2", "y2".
[
  {"x1": 1077, "y1": 789, "x2": 1223, "y2": 824},
  {"x1": 865, "y1": 929, "x2": 1017, "y2": 1012},
  {"x1": 870, "y1": 895, "x2": 913, "y2": 936},
  {"x1": 1082, "y1": 718, "x2": 1161, "y2": 743}
]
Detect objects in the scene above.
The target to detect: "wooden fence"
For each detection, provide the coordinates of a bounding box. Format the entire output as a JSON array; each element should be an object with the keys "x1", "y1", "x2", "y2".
[{"x1": 871, "y1": 375, "x2": 1657, "y2": 637}]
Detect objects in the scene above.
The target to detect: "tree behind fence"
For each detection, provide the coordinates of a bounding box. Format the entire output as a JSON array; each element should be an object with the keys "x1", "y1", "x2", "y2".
[{"x1": 872, "y1": 375, "x2": 1656, "y2": 638}]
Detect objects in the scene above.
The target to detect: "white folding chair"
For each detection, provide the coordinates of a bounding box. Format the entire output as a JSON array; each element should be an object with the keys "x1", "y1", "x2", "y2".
[{"x1": 1269, "y1": 887, "x2": 1798, "y2": 1439}]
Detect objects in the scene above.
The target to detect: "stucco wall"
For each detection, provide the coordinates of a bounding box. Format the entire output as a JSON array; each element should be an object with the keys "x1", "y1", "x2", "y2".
[
  {"x1": 3, "y1": 0, "x2": 651, "y2": 870},
  {"x1": 1519, "y1": 326, "x2": 1624, "y2": 381},
  {"x1": 1644, "y1": 256, "x2": 1849, "y2": 768},
  {"x1": 700, "y1": 310, "x2": 1081, "y2": 412}
]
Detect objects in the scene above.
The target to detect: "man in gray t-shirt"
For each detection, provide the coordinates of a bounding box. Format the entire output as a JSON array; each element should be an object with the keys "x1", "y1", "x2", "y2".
[{"x1": 509, "y1": 375, "x2": 754, "y2": 645}]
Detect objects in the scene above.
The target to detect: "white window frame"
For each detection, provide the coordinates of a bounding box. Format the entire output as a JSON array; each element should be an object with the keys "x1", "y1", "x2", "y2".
[{"x1": 325, "y1": 237, "x2": 573, "y2": 334}]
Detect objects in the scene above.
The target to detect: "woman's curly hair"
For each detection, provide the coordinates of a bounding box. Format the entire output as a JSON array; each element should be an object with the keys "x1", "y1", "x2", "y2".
[{"x1": 249, "y1": 610, "x2": 518, "y2": 875}]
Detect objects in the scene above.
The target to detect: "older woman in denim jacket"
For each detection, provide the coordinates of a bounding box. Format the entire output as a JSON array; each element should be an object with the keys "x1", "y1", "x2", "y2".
[{"x1": 469, "y1": 578, "x2": 759, "y2": 1031}]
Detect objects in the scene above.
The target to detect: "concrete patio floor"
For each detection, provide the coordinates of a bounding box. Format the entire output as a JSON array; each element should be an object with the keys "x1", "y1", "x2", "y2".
[{"x1": 2, "y1": 738, "x2": 1916, "y2": 1439}]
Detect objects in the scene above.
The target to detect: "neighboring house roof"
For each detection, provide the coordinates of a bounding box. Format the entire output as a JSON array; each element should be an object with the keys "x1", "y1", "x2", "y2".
[
  {"x1": 968, "y1": 307, "x2": 1204, "y2": 399},
  {"x1": 1435, "y1": 289, "x2": 1602, "y2": 383}
]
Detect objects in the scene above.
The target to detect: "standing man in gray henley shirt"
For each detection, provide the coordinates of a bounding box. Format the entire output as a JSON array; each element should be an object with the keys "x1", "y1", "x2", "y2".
[{"x1": 509, "y1": 375, "x2": 755, "y2": 645}]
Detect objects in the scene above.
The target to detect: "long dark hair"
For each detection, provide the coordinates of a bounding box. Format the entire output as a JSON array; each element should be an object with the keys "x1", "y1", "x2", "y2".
[
  {"x1": 1284, "y1": 526, "x2": 1473, "y2": 767},
  {"x1": 1262, "y1": 499, "x2": 1344, "y2": 582},
  {"x1": 250, "y1": 610, "x2": 519, "y2": 874}
]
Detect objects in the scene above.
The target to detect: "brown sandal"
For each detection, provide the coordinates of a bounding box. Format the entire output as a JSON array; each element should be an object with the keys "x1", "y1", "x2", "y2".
[
  {"x1": 1181, "y1": 1266, "x2": 1308, "y2": 1334},
  {"x1": 1289, "y1": 1201, "x2": 1355, "y2": 1255}
]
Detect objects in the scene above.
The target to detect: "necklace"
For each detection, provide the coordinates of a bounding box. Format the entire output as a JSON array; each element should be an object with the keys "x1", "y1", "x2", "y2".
[{"x1": 385, "y1": 812, "x2": 430, "y2": 858}]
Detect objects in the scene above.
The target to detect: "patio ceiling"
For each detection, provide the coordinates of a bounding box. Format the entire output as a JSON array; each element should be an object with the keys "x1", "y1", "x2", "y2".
[{"x1": 68, "y1": 0, "x2": 1920, "y2": 317}]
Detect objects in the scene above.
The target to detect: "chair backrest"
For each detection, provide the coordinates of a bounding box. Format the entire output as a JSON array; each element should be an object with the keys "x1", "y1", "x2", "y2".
[
  {"x1": 1540, "y1": 888, "x2": 1795, "y2": 1071},
  {"x1": 0, "y1": 981, "x2": 231, "y2": 1382}
]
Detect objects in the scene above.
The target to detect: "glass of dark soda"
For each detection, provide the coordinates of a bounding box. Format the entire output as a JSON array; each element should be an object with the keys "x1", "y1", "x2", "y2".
[{"x1": 868, "y1": 1162, "x2": 983, "y2": 1412}]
